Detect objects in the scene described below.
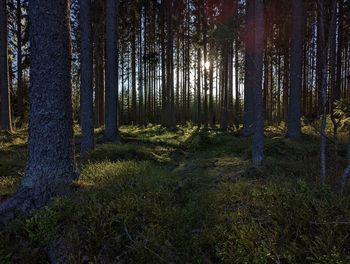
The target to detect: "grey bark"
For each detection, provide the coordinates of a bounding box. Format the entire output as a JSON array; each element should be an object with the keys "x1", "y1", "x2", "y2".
[
  {"x1": 161, "y1": 0, "x2": 167, "y2": 126},
  {"x1": 79, "y1": 0, "x2": 94, "y2": 159},
  {"x1": 338, "y1": 130, "x2": 350, "y2": 193},
  {"x1": 104, "y1": 0, "x2": 120, "y2": 141},
  {"x1": 17, "y1": 0, "x2": 24, "y2": 122},
  {"x1": 287, "y1": 0, "x2": 302, "y2": 139},
  {"x1": 0, "y1": 0, "x2": 78, "y2": 221},
  {"x1": 0, "y1": 0, "x2": 12, "y2": 132},
  {"x1": 243, "y1": 0, "x2": 255, "y2": 136},
  {"x1": 252, "y1": 0, "x2": 264, "y2": 167},
  {"x1": 165, "y1": 0, "x2": 175, "y2": 128},
  {"x1": 319, "y1": 3, "x2": 327, "y2": 184},
  {"x1": 197, "y1": 48, "x2": 201, "y2": 125},
  {"x1": 318, "y1": 0, "x2": 337, "y2": 184},
  {"x1": 131, "y1": 11, "x2": 137, "y2": 124}
]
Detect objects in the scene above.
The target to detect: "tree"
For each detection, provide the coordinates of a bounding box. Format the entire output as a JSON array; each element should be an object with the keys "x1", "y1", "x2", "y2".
[
  {"x1": 243, "y1": 0, "x2": 255, "y2": 136},
  {"x1": 16, "y1": 0, "x2": 24, "y2": 123},
  {"x1": 0, "y1": 0, "x2": 12, "y2": 132},
  {"x1": 318, "y1": 0, "x2": 337, "y2": 184},
  {"x1": 165, "y1": 0, "x2": 176, "y2": 128},
  {"x1": 0, "y1": 0, "x2": 78, "y2": 219},
  {"x1": 287, "y1": 0, "x2": 302, "y2": 139},
  {"x1": 252, "y1": 0, "x2": 264, "y2": 167},
  {"x1": 104, "y1": 0, "x2": 120, "y2": 141},
  {"x1": 80, "y1": 0, "x2": 94, "y2": 159}
]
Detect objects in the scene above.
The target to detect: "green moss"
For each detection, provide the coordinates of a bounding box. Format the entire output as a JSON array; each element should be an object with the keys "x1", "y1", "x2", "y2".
[{"x1": 1, "y1": 125, "x2": 350, "y2": 263}]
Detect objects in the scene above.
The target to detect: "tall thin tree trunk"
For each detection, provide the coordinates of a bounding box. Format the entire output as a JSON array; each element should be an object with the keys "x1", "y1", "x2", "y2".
[
  {"x1": 252, "y1": 0, "x2": 264, "y2": 167},
  {"x1": 165, "y1": 0, "x2": 175, "y2": 128},
  {"x1": 243, "y1": 0, "x2": 255, "y2": 136},
  {"x1": 197, "y1": 48, "x2": 201, "y2": 125},
  {"x1": 161, "y1": 0, "x2": 166, "y2": 126},
  {"x1": 209, "y1": 44, "x2": 214, "y2": 127},
  {"x1": 0, "y1": 0, "x2": 12, "y2": 132},
  {"x1": 318, "y1": 0, "x2": 337, "y2": 184},
  {"x1": 203, "y1": 16, "x2": 208, "y2": 127},
  {"x1": 94, "y1": 30, "x2": 100, "y2": 128},
  {"x1": 98, "y1": 44, "x2": 105, "y2": 126},
  {"x1": 104, "y1": 0, "x2": 119, "y2": 141},
  {"x1": 17, "y1": 0, "x2": 24, "y2": 123},
  {"x1": 235, "y1": 7, "x2": 240, "y2": 129},
  {"x1": 131, "y1": 12, "x2": 137, "y2": 124},
  {"x1": 287, "y1": 0, "x2": 302, "y2": 139},
  {"x1": 80, "y1": 0, "x2": 94, "y2": 159}
]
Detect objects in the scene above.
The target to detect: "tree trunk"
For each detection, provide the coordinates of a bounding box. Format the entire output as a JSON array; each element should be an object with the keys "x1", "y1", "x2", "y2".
[
  {"x1": 203, "y1": 16, "x2": 208, "y2": 127},
  {"x1": 235, "y1": 6, "x2": 240, "y2": 129},
  {"x1": 17, "y1": 0, "x2": 24, "y2": 123},
  {"x1": 0, "y1": 0, "x2": 78, "y2": 220},
  {"x1": 131, "y1": 11, "x2": 137, "y2": 124},
  {"x1": 252, "y1": 0, "x2": 264, "y2": 167},
  {"x1": 161, "y1": 0, "x2": 167, "y2": 126},
  {"x1": 0, "y1": 0, "x2": 12, "y2": 132},
  {"x1": 80, "y1": 0, "x2": 94, "y2": 159},
  {"x1": 197, "y1": 48, "x2": 202, "y2": 125},
  {"x1": 318, "y1": 0, "x2": 337, "y2": 184},
  {"x1": 243, "y1": 0, "x2": 255, "y2": 136},
  {"x1": 166, "y1": 0, "x2": 175, "y2": 128},
  {"x1": 104, "y1": 0, "x2": 119, "y2": 141},
  {"x1": 287, "y1": 0, "x2": 302, "y2": 139}
]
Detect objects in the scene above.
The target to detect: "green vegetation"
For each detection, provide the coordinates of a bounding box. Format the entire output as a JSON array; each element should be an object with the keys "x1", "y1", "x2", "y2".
[{"x1": 1, "y1": 125, "x2": 350, "y2": 263}]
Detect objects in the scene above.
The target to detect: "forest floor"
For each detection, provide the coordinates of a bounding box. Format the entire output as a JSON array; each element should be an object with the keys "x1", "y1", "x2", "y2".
[{"x1": 1, "y1": 124, "x2": 350, "y2": 263}]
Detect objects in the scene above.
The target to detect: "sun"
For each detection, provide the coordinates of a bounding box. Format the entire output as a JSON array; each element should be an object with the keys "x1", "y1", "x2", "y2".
[{"x1": 204, "y1": 61, "x2": 210, "y2": 70}]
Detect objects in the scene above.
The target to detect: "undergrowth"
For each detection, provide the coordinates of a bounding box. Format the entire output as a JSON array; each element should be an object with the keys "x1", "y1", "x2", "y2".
[{"x1": 1, "y1": 125, "x2": 350, "y2": 263}]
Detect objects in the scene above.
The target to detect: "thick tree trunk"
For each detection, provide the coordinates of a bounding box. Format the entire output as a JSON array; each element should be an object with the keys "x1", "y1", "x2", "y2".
[
  {"x1": 0, "y1": 0, "x2": 12, "y2": 132},
  {"x1": 287, "y1": 0, "x2": 302, "y2": 139},
  {"x1": 0, "y1": 0, "x2": 78, "y2": 220},
  {"x1": 80, "y1": 0, "x2": 94, "y2": 159},
  {"x1": 104, "y1": 0, "x2": 119, "y2": 141}
]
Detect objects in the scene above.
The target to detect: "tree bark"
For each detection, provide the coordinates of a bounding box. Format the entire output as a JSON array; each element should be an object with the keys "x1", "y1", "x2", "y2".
[
  {"x1": 287, "y1": 0, "x2": 302, "y2": 139},
  {"x1": 17, "y1": 0, "x2": 24, "y2": 123},
  {"x1": 104, "y1": 0, "x2": 120, "y2": 141},
  {"x1": 252, "y1": 0, "x2": 264, "y2": 167},
  {"x1": 243, "y1": 0, "x2": 255, "y2": 136},
  {"x1": 165, "y1": 0, "x2": 175, "y2": 128},
  {"x1": 79, "y1": 0, "x2": 94, "y2": 159},
  {"x1": 0, "y1": 0, "x2": 78, "y2": 220},
  {"x1": 0, "y1": 0, "x2": 12, "y2": 132}
]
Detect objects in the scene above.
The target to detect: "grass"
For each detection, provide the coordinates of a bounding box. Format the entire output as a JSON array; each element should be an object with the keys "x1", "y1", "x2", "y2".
[
  {"x1": 0, "y1": 130, "x2": 27, "y2": 198},
  {"x1": 1, "y1": 124, "x2": 350, "y2": 263}
]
